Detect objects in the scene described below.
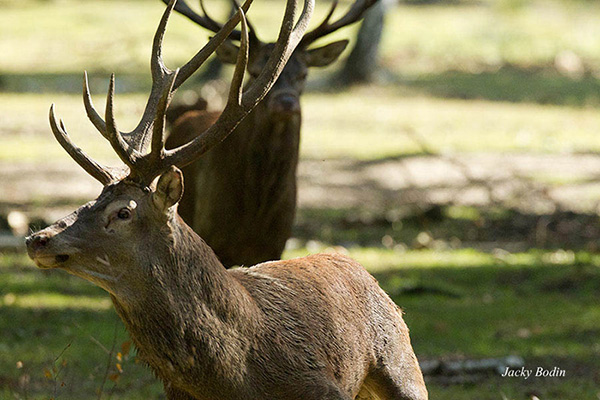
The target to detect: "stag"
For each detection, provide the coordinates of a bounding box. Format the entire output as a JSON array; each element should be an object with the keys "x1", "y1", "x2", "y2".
[
  {"x1": 164, "y1": 0, "x2": 378, "y2": 267},
  {"x1": 26, "y1": 0, "x2": 427, "y2": 398}
]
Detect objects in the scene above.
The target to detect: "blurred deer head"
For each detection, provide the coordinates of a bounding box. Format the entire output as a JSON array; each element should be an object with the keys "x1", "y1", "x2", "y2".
[{"x1": 168, "y1": 0, "x2": 377, "y2": 121}]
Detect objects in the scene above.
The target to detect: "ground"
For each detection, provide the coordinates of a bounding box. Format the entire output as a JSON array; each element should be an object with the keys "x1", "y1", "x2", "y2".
[{"x1": 2, "y1": 0, "x2": 600, "y2": 399}]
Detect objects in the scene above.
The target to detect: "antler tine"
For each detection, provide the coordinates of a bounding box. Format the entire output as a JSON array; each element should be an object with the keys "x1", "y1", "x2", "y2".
[
  {"x1": 304, "y1": 0, "x2": 338, "y2": 41},
  {"x1": 78, "y1": 0, "x2": 178, "y2": 157},
  {"x1": 49, "y1": 104, "x2": 116, "y2": 185},
  {"x1": 227, "y1": 8, "x2": 249, "y2": 107},
  {"x1": 150, "y1": 69, "x2": 179, "y2": 161},
  {"x1": 151, "y1": 0, "x2": 178, "y2": 81},
  {"x1": 174, "y1": 0, "x2": 253, "y2": 87},
  {"x1": 51, "y1": 0, "x2": 254, "y2": 186},
  {"x1": 118, "y1": 0, "x2": 252, "y2": 158},
  {"x1": 110, "y1": 0, "x2": 178, "y2": 155},
  {"x1": 197, "y1": 0, "x2": 224, "y2": 33},
  {"x1": 104, "y1": 74, "x2": 140, "y2": 169},
  {"x1": 161, "y1": 0, "x2": 242, "y2": 40},
  {"x1": 299, "y1": 0, "x2": 377, "y2": 47},
  {"x1": 163, "y1": 0, "x2": 315, "y2": 170},
  {"x1": 241, "y1": 0, "x2": 314, "y2": 108},
  {"x1": 230, "y1": 0, "x2": 261, "y2": 44},
  {"x1": 82, "y1": 71, "x2": 109, "y2": 139}
]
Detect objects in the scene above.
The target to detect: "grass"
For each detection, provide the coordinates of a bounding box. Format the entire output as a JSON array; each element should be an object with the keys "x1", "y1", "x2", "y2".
[
  {"x1": 4, "y1": 87, "x2": 600, "y2": 164},
  {"x1": 381, "y1": 2, "x2": 600, "y2": 74},
  {"x1": 2, "y1": 250, "x2": 599, "y2": 399},
  {"x1": 0, "y1": 255, "x2": 163, "y2": 399},
  {"x1": 3, "y1": 1, "x2": 600, "y2": 163},
  {"x1": 3, "y1": 0, "x2": 600, "y2": 398}
]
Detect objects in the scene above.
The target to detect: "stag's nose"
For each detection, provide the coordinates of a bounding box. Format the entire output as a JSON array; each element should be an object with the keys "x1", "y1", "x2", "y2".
[
  {"x1": 26, "y1": 234, "x2": 50, "y2": 252},
  {"x1": 271, "y1": 93, "x2": 300, "y2": 116}
]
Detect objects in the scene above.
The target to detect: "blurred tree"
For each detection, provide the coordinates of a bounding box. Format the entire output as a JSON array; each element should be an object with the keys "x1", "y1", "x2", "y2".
[{"x1": 336, "y1": 0, "x2": 396, "y2": 85}]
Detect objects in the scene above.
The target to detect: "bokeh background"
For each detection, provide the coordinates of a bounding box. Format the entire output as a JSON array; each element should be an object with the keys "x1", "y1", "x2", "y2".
[{"x1": 1, "y1": 0, "x2": 600, "y2": 398}]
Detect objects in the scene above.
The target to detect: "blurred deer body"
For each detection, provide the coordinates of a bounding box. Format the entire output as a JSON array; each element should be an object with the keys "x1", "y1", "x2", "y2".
[
  {"x1": 167, "y1": 50, "x2": 306, "y2": 266},
  {"x1": 166, "y1": 0, "x2": 377, "y2": 267},
  {"x1": 26, "y1": 0, "x2": 427, "y2": 398},
  {"x1": 168, "y1": 99, "x2": 300, "y2": 267}
]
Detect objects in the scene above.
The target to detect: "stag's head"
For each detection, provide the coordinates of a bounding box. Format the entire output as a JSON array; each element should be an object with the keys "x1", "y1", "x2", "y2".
[
  {"x1": 26, "y1": 169, "x2": 185, "y2": 295},
  {"x1": 170, "y1": 0, "x2": 376, "y2": 121},
  {"x1": 26, "y1": 0, "x2": 314, "y2": 296}
]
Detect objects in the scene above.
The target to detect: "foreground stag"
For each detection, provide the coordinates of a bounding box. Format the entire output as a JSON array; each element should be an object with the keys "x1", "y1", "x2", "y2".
[
  {"x1": 25, "y1": 1, "x2": 427, "y2": 399},
  {"x1": 165, "y1": 0, "x2": 377, "y2": 267}
]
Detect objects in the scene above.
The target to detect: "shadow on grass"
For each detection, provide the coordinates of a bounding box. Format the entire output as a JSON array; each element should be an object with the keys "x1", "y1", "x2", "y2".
[
  {"x1": 5, "y1": 65, "x2": 600, "y2": 109},
  {"x1": 401, "y1": 65, "x2": 600, "y2": 107},
  {"x1": 2, "y1": 255, "x2": 599, "y2": 399},
  {"x1": 294, "y1": 204, "x2": 600, "y2": 251},
  {"x1": 0, "y1": 65, "x2": 221, "y2": 95},
  {"x1": 0, "y1": 72, "x2": 151, "y2": 94},
  {"x1": 374, "y1": 262, "x2": 600, "y2": 399},
  {"x1": 1, "y1": 264, "x2": 108, "y2": 298}
]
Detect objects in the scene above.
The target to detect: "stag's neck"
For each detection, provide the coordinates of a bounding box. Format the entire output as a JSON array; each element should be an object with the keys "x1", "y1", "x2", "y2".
[
  {"x1": 236, "y1": 102, "x2": 301, "y2": 202},
  {"x1": 111, "y1": 219, "x2": 257, "y2": 392},
  {"x1": 244, "y1": 101, "x2": 301, "y2": 156}
]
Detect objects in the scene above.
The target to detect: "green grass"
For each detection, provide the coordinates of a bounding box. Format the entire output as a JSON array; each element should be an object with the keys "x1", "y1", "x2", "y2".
[
  {"x1": 381, "y1": 2, "x2": 600, "y2": 73},
  {"x1": 3, "y1": 1, "x2": 600, "y2": 163},
  {"x1": 0, "y1": 255, "x2": 163, "y2": 399},
  {"x1": 4, "y1": 87, "x2": 600, "y2": 164},
  {"x1": 2, "y1": 250, "x2": 599, "y2": 399},
  {"x1": 3, "y1": 0, "x2": 600, "y2": 398}
]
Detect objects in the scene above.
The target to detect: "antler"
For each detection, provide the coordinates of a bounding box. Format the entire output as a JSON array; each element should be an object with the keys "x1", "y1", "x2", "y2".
[
  {"x1": 299, "y1": 0, "x2": 378, "y2": 47},
  {"x1": 81, "y1": 0, "x2": 253, "y2": 156},
  {"x1": 163, "y1": 0, "x2": 313, "y2": 171},
  {"x1": 51, "y1": 0, "x2": 314, "y2": 186},
  {"x1": 161, "y1": 0, "x2": 261, "y2": 44}
]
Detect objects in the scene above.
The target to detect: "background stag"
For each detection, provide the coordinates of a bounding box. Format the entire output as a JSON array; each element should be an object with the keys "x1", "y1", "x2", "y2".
[{"x1": 165, "y1": 0, "x2": 377, "y2": 267}]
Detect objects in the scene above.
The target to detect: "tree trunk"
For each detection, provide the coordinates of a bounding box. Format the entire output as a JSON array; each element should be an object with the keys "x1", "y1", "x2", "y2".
[{"x1": 337, "y1": 0, "x2": 395, "y2": 85}]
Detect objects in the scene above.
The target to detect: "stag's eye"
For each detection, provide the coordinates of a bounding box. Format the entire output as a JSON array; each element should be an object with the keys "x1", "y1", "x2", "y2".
[{"x1": 117, "y1": 208, "x2": 132, "y2": 220}]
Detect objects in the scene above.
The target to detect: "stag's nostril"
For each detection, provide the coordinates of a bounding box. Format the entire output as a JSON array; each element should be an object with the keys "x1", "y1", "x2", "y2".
[
  {"x1": 55, "y1": 254, "x2": 70, "y2": 263},
  {"x1": 271, "y1": 93, "x2": 300, "y2": 116},
  {"x1": 28, "y1": 234, "x2": 50, "y2": 251}
]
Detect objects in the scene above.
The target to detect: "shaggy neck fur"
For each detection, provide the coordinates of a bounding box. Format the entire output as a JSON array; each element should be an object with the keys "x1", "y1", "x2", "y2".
[{"x1": 111, "y1": 218, "x2": 257, "y2": 398}]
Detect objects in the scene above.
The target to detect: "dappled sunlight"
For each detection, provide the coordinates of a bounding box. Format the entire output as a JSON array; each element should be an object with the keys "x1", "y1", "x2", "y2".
[
  {"x1": 3, "y1": 0, "x2": 600, "y2": 398},
  {"x1": 2, "y1": 292, "x2": 112, "y2": 311}
]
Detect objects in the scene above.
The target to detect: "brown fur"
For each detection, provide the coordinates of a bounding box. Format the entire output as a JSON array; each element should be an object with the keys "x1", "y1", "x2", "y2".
[
  {"x1": 27, "y1": 174, "x2": 427, "y2": 400},
  {"x1": 165, "y1": 97, "x2": 208, "y2": 125}
]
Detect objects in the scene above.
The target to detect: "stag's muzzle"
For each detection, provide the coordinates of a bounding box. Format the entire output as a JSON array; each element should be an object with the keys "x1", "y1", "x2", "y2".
[
  {"x1": 269, "y1": 92, "x2": 301, "y2": 118},
  {"x1": 26, "y1": 231, "x2": 70, "y2": 269}
]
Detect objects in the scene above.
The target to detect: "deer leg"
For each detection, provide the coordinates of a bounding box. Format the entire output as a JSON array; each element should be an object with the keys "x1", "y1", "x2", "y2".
[
  {"x1": 360, "y1": 308, "x2": 428, "y2": 400},
  {"x1": 363, "y1": 359, "x2": 428, "y2": 400},
  {"x1": 164, "y1": 383, "x2": 197, "y2": 400}
]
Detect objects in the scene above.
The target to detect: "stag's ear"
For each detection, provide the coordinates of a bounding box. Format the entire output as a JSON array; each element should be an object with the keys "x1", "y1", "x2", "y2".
[
  {"x1": 152, "y1": 167, "x2": 184, "y2": 212},
  {"x1": 216, "y1": 41, "x2": 241, "y2": 65},
  {"x1": 305, "y1": 40, "x2": 349, "y2": 67}
]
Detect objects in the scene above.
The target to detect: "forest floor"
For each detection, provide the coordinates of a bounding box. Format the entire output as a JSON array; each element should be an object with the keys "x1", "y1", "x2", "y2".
[{"x1": 2, "y1": 0, "x2": 600, "y2": 398}]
